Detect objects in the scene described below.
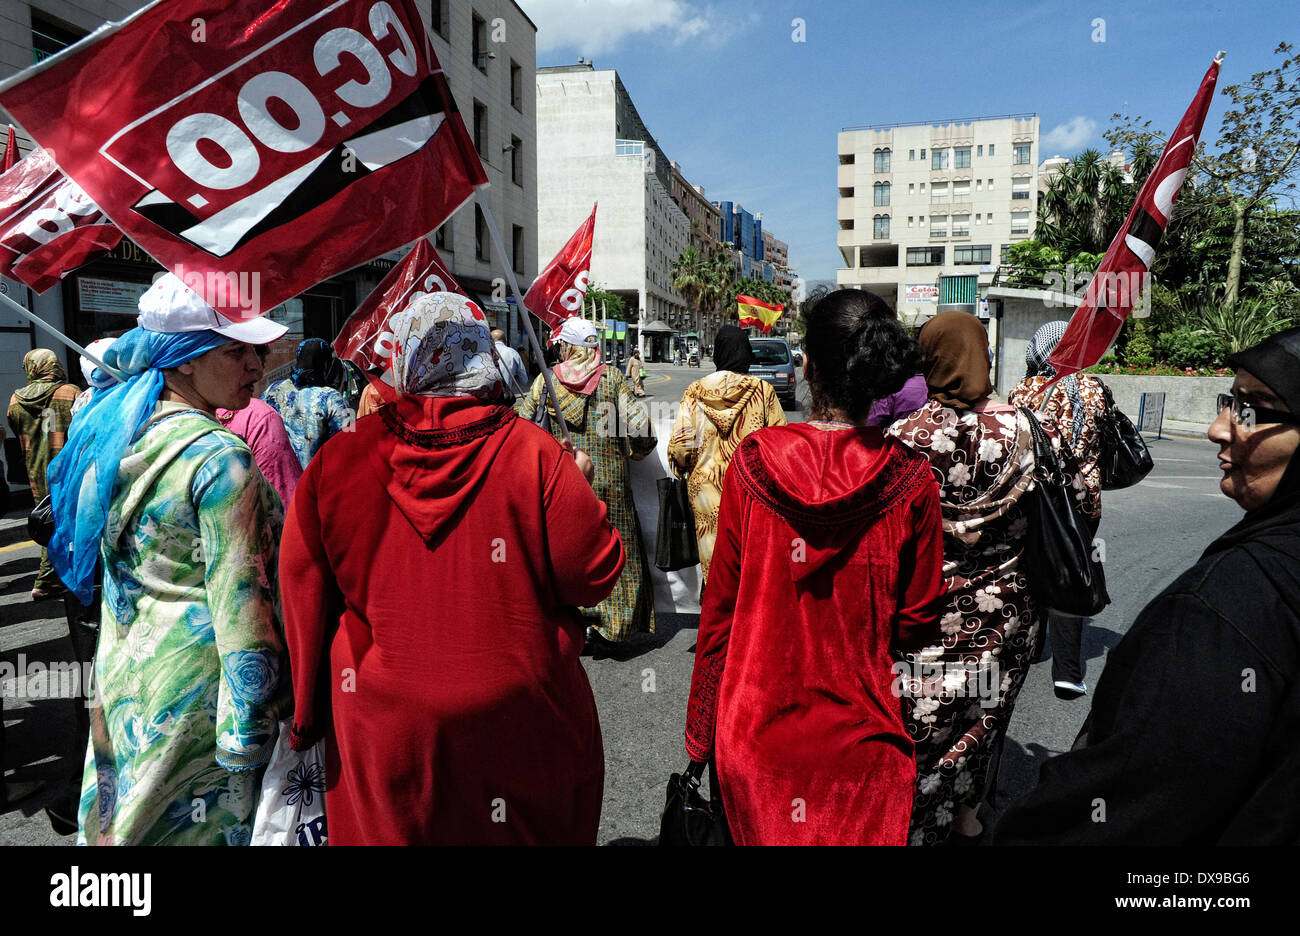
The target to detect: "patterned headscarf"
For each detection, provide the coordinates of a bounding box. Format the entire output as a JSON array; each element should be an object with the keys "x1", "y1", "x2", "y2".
[
  {"x1": 388, "y1": 292, "x2": 506, "y2": 401},
  {"x1": 1026, "y1": 320, "x2": 1087, "y2": 444},
  {"x1": 14, "y1": 349, "x2": 69, "y2": 411},
  {"x1": 291, "y1": 338, "x2": 334, "y2": 388},
  {"x1": 553, "y1": 317, "x2": 606, "y2": 395}
]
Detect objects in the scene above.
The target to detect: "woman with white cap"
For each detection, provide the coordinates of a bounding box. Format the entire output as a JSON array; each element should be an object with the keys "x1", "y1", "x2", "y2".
[
  {"x1": 517, "y1": 317, "x2": 657, "y2": 647},
  {"x1": 70, "y1": 337, "x2": 121, "y2": 418},
  {"x1": 47, "y1": 273, "x2": 289, "y2": 845}
]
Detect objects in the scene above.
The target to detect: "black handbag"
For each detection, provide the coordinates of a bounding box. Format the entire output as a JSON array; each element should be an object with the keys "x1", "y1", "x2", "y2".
[
  {"x1": 1019, "y1": 408, "x2": 1110, "y2": 616},
  {"x1": 654, "y1": 476, "x2": 699, "y2": 572},
  {"x1": 1096, "y1": 381, "x2": 1154, "y2": 490},
  {"x1": 28, "y1": 494, "x2": 54, "y2": 547},
  {"x1": 659, "y1": 760, "x2": 732, "y2": 846}
]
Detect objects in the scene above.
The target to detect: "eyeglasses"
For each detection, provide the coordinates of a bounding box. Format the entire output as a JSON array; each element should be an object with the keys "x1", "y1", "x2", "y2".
[{"x1": 1216, "y1": 393, "x2": 1299, "y2": 428}]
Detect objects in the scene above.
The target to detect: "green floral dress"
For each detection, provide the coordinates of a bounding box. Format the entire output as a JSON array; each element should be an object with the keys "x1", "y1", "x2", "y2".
[
  {"x1": 517, "y1": 369, "x2": 656, "y2": 642},
  {"x1": 78, "y1": 402, "x2": 288, "y2": 845}
]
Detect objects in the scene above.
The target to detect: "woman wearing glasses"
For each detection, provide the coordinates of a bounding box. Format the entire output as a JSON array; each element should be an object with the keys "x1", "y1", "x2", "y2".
[{"x1": 995, "y1": 326, "x2": 1300, "y2": 844}]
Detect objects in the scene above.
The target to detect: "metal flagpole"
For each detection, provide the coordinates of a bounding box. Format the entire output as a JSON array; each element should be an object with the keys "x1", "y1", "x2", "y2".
[
  {"x1": 0, "y1": 289, "x2": 127, "y2": 382},
  {"x1": 473, "y1": 185, "x2": 572, "y2": 447}
]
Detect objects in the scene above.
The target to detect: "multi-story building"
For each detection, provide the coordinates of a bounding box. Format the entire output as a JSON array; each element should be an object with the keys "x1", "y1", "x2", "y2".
[
  {"x1": 0, "y1": 0, "x2": 539, "y2": 419},
  {"x1": 536, "y1": 62, "x2": 689, "y2": 359},
  {"x1": 717, "y1": 201, "x2": 770, "y2": 282},
  {"x1": 836, "y1": 114, "x2": 1040, "y2": 324},
  {"x1": 668, "y1": 161, "x2": 725, "y2": 259}
]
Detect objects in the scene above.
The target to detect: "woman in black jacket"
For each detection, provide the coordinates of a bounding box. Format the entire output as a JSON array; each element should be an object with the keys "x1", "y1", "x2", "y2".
[{"x1": 995, "y1": 326, "x2": 1300, "y2": 845}]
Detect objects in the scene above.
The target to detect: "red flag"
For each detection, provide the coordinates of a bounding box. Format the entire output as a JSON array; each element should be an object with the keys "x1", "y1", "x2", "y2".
[
  {"x1": 1049, "y1": 54, "x2": 1222, "y2": 379},
  {"x1": 525, "y1": 204, "x2": 596, "y2": 336},
  {"x1": 0, "y1": 146, "x2": 123, "y2": 293},
  {"x1": 3, "y1": 125, "x2": 15, "y2": 172},
  {"x1": 333, "y1": 237, "x2": 462, "y2": 399},
  {"x1": 0, "y1": 0, "x2": 487, "y2": 320}
]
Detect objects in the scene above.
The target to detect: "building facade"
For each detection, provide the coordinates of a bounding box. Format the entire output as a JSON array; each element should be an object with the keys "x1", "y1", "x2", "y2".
[
  {"x1": 0, "y1": 0, "x2": 538, "y2": 449},
  {"x1": 836, "y1": 114, "x2": 1040, "y2": 324},
  {"x1": 535, "y1": 62, "x2": 689, "y2": 359}
]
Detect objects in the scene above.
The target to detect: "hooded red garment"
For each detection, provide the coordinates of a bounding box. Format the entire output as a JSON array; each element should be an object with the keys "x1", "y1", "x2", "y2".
[
  {"x1": 685, "y1": 422, "x2": 945, "y2": 845},
  {"x1": 279, "y1": 394, "x2": 624, "y2": 844}
]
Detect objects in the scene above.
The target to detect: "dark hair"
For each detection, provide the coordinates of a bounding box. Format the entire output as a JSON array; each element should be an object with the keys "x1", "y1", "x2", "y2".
[{"x1": 802, "y1": 288, "x2": 921, "y2": 422}]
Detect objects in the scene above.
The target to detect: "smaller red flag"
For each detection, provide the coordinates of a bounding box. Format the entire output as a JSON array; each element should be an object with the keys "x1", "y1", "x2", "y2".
[
  {"x1": 525, "y1": 204, "x2": 596, "y2": 336},
  {"x1": 333, "y1": 238, "x2": 463, "y2": 401},
  {"x1": 3, "y1": 125, "x2": 15, "y2": 172},
  {"x1": 0, "y1": 146, "x2": 123, "y2": 292}
]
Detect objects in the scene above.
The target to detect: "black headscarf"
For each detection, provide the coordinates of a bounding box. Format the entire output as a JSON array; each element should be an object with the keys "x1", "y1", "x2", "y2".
[
  {"x1": 1202, "y1": 325, "x2": 1300, "y2": 559},
  {"x1": 713, "y1": 325, "x2": 752, "y2": 375},
  {"x1": 291, "y1": 338, "x2": 335, "y2": 389}
]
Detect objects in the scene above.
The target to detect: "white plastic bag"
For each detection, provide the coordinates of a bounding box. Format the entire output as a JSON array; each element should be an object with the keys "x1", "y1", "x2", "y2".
[{"x1": 251, "y1": 718, "x2": 328, "y2": 846}]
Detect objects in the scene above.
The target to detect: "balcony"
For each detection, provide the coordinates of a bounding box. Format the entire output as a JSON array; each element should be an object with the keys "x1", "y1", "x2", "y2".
[
  {"x1": 837, "y1": 199, "x2": 855, "y2": 220},
  {"x1": 838, "y1": 163, "x2": 855, "y2": 187},
  {"x1": 930, "y1": 230, "x2": 947, "y2": 239}
]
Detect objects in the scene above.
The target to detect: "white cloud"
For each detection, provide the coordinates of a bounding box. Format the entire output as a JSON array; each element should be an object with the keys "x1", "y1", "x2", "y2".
[
  {"x1": 523, "y1": 0, "x2": 729, "y2": 55},
  {"x1": 1041, "y1": 116, "x2": 1100, "y2": 155}
]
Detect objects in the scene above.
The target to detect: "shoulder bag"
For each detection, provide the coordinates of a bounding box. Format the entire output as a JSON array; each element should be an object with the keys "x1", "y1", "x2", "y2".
[
  {"x1": 659, "y1": 760, "x2": 732, "y2": 846},
  {"x1": 1096, "y1": 380, "x2": 1154, "y2": 490},
  {"x1": 654, "y1": 476, "x2": 699, "y2": 572},
  {"x1": 1019, "y1": 408, "x2": 1110, "y2": 616}
]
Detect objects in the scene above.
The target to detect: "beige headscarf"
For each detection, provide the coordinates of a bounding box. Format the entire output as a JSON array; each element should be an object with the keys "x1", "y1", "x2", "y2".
[{"x1": 918, "y1": 310, "x2": 994, "y2": 410}]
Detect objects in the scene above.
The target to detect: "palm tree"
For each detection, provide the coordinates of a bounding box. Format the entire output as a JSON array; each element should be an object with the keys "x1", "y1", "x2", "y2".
[{"x1": 1038, "y1": 149, "x2": 1128, "y2": 257}]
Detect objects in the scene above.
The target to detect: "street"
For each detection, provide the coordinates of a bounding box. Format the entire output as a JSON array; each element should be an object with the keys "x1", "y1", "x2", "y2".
[{"x1": 0, "y1": 360, "x2": 1241, "y2": 845}]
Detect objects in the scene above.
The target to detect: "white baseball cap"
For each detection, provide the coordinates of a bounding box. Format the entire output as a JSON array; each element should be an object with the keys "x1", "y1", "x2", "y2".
[
  {"x1": 137, "y1": 273, "x2": 287, "y2": 344},
  {"x1": 80, "y1": 337, "x2": 119, "y2": 388},
  {"x1": 553, "y1": 316, "x2": 599, "y2": 348}
]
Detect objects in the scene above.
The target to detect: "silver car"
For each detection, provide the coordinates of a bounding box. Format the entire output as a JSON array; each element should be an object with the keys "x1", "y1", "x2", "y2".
[{"x1": 748, "y1": 338, "x2": 798, "y2": 411}]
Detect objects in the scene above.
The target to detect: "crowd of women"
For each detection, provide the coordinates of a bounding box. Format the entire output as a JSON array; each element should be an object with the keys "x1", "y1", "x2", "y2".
[{"x1": 2, "y1": 272, "x2": 1296, "y2": 845}]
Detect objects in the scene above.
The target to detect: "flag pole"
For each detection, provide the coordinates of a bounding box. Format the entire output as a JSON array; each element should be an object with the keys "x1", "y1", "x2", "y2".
[
  {"x1": 0, "y1": 289, "x2": 126, "y2": 381},
  {"x1": 473, "y1": 186, "x2": 572, "y2": 447}
]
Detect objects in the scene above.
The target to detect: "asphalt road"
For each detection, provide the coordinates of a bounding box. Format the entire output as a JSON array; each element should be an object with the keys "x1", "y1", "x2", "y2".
[{"x1": 0, "y1": 361, "x2": 1241, "y2": 845}]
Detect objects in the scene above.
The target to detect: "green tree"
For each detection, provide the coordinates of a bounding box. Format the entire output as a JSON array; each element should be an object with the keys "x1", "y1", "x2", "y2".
[{"x1": 1038, "y1": 149, "x2": 1130, "y2": 256}]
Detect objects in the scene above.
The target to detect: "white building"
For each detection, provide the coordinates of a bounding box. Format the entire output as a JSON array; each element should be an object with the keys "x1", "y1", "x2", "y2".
[
  {"x1": 536, "y1": 62, "x2": 689, "y2": 359},
  {"x1": 836, "y1": 114, "x2": 1040, "y2": 323}
]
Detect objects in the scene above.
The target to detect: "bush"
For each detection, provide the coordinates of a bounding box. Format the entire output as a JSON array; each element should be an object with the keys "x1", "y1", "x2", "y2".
[
  {"x1": 1123, "y1": 319, "x2": 1154, "y2": 368},
  {"x1": 1155, "y1": 325, "x2": 1223, "y2": 369},
  {"x1": 1194, "y1": 297, "x2": 1294, "y2": 354}
]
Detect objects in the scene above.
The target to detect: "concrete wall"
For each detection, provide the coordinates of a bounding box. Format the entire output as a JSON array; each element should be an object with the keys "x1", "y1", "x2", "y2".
[
  {"x1": 1093, "y1": 374, "x2": 1232, "y2": 434},
  {"x1": 988, "y1": 286, "x2": 1081, "y2": 396}
]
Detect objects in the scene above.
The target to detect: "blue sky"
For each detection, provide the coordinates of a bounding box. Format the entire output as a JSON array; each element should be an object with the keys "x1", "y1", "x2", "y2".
[{"x1": 520, "y1": 0, "x2": 1295, "y2": 284}]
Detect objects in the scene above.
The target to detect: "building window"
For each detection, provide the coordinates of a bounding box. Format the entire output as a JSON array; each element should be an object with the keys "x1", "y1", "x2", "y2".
[
  {"x1": 615, "y1": 139, "x2": 644, "y2": 157},
  {"x1": 873, "y1": 181, "x2": 890, "y2": 206},
  {"x1": 930, "y1": 215, "x2": 948, "y2": 238},
  {"x1": 511, "y1": 61, "x2": 524, "y2": 111},
  {"x1": 475, "y1": 205, "x2": 489, "y2": 260},
  {"x1": 955, "y1": 245, "x2": 992, "y2": 265},
  {"x1": 873, "y1": 147, "x2": 891, "y2": 172},
  {"x1": 976, "y1": 179, "x2": 983, "y2": 191},
  {"x1": 510, "y1": 136, "x2": 523, "y2": 185},
  {"x1": 987, "y1": 213, "x2": 993, "y2": 224},
  {"x1": 953, "y1": 180, "x2": 971, "y2": 199},
  {"x1": 1012, "y1": 177, "x2": 1031, "y2": 199},
  {"x1": 907, "y1": 247, "x2": 945, "y2": 265},
  {"x1": 1000, "y1": 244, "x2": 1012, "y2": 265},
  {"x1": 977, "y1": 144, "x2": 983, "y2": 157},
  {"x1": 1011, "y1": 210, "x2": 1030, "y2": 234},
  {"x1": 839, "y1": 219, "x2": 854, "y2": 230},
  {"x1": 472, "y1": 13, "x2": 488, "y2": 71},
  {"x1": 908, "y1": 183, "x2": 915, "y2": 195},
  {"x1": 930, "y1": 182, "x2": 948, "y2": 203},
  {"x1": 31, "y1": 13, "x2": 85, "y2": 63},
  {"x1": 988, "y1": 144, "x2": 995, "y2": 156},
  {"x1": 952, "y1": 214, "x2": 970, "y2": 237},
  {"x1": 920, "y1": 148, "x2": 926, "y2": 160},
  {"x1": 908, "y1": 216, "x2": 914, "y2": 227},
  {"x1": 955, "y1": 147, "x2": 971, "y2": 168},
  {"x1": 839, "y1": 186, "x2": 854, "y2": 199},
  {"x1": 839, "y1": 153, "x2": 855, "y2": 164},
  {"x1": 435, "y1": 219, "x2": 452, "y2": 251},
  {"x1": 932, "y1": 148, "x2": 948, "y2": 170},
  {"x1": 909, "y1": 149, "x2": 916, "y2": 160},
  {"x1": 919, "y1": 182, "x2": 926, "y2": 192},
  {"x1": 473, "y1": 100, "x2": 488, "y2": 158},
  {"x1": 1014, "y1": 143, "x2": 1031, "y2": 165},
  {"x1": 430, "y1": 0, "x2": 449, "y2": 38},
  {"x1": 512, "y1": 224, "x2": 525, "y2": 274},
  {"x1": 873, "y1": 214, "x2": 890, "y2": 238},
  {"x1": 987, "y1": 179, "x2": 994, "y2": 190}
]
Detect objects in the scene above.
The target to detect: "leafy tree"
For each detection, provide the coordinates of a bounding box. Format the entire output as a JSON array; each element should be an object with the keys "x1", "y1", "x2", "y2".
[
  {"x1": 1037, "y1": 149, "x2": 1130, "y2": 256},
  {"x1": 583, "y1": 280, "x2": 625, "y2": 321}
]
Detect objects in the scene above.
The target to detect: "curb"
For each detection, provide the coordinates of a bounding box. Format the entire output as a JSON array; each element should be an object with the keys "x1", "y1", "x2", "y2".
[{"x1": 0, "y1": 517, "x2": 32, "y2": 550}]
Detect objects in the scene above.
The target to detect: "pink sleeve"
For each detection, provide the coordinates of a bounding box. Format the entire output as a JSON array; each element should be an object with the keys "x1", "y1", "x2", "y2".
[{"x1": 244, "y1": 404, "x2": 304, "y2": 509}]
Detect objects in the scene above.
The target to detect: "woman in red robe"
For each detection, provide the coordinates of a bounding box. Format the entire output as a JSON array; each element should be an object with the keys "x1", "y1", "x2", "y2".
[
  {"x1": 279, "y1": 292, "x2": 625, "y2": 845},
  {"x1": 684, "y1": 289, "x2": 946, "y2": 845}
]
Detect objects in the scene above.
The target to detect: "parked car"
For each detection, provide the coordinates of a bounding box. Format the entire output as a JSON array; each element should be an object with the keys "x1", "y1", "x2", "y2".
[{"x1": 749, "y1": 337, "x2": 798, "y2": 411}]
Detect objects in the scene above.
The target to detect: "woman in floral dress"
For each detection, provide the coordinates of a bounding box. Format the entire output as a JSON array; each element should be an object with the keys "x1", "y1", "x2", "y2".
[
  {"x1": 517, "y1": 318, "x2": 656, "y2": 645},
  {"x1": 888, "y1": 310, "x2": 1079, "y2": 845},
  {"x1": 47, "y1": 274, "x2": 288, "y2": 845},
  {"x1": 262, "y1": 338, "x2": 354, "y2": 469}
]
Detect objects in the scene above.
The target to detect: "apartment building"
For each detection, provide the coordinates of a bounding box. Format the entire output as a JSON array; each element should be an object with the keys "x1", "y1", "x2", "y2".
[
  {"x1": 836, "y1": 114, "x2": 1040, "y2": 323},
  {"x1": 536, "y1": 62, "x2": 689, "y2": 359}
]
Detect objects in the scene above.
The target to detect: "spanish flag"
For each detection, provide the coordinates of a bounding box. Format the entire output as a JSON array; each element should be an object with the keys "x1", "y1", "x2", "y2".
[{"x1": 737, "y1": 294, "x2": 784, "y2": 334}]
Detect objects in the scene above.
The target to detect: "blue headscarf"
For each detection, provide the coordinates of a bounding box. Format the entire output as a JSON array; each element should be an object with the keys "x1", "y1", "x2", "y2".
[
  {"x1": 290, "y1": 338, "x2": 334, "y2": 388},
  {"x1": 49, "y1": 327, "x2": 233, "y2": 602}
]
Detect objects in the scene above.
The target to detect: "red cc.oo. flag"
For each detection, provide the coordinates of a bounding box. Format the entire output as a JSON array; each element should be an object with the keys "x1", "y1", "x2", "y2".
[
  {"x1": 0, "y1": 0, "x2": 487, "y2": 321},
  {"x1": 526, "y1": 204, "x2": 596, "y2": 338},
  {"x1": 1049, "y1": 54, "x2": 1223, "y2": 379},
  {"x1": 0, "y1": 146, "x2": 123, "y2": 293}
]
